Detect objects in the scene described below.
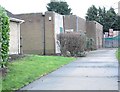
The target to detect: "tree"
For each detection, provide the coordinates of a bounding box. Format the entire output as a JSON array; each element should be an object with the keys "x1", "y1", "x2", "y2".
[
  {"x1": 114, "y1": 15, "x2": 120, "y2": 30},
  {"x1": 47, "y1": 0, "x2": 72, "y2": 15},
  {"x1": 0, "y1": 6, "x2": 10, "y2": 68},
  {"x1": 107, "y1": 8, "x2": 117, "y2": 29},
  {"x1": 86, "y1": 5, "x2": 98, "y2": 21},
  {"x1": 86, "y1": 5, "x2": 118, "y2": 33}
]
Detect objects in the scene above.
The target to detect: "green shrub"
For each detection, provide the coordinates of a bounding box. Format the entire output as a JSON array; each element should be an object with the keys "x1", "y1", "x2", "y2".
[
  {"x1": 86, "y1": 38, "x2": 95, "y2": 51},
  {"x1": 57, "y1": 32, "x2": 87, "y2": 57},
  {"x1": 0, "y1": 6, "x2": 10, "y2": 68},
  {"x1": 116, "y1": 48, "x2": 120, "y2": 62}
]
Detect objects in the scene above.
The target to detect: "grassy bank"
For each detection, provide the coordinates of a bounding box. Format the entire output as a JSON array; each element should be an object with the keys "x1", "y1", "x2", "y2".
[
  {"x1": 116, "y1": 48, "x2": 120, "y2": 62},
  {"x1": 2, "y1": 55, "x2": 76, "y2": 91}
]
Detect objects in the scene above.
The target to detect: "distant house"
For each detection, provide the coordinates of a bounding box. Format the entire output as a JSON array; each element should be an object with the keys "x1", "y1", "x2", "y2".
[
  {"x1": 6, "y1": 10, "x2": 24, "y2": 54},
  {"x1": 16, "y1": 11, "x2": 63, "y2": 55}
]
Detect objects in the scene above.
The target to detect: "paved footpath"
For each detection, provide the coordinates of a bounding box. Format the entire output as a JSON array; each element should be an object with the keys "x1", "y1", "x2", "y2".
[{"x1": 21, "y1": 48, "x2": 119, "y2": 90}]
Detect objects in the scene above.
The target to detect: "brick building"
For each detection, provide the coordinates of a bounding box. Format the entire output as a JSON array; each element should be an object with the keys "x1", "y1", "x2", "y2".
[
  {"x1": 16, "y1": 11, "x2": 63, "y2": 55},
  {"x1": 16, "y1": 11, "x2": 103, "y2": 55},
  {"x1": 86, "y1": 21, "x2": 103, "y2": 49}
]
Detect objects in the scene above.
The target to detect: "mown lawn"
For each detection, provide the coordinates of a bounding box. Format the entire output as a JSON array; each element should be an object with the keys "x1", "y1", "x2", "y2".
[
  {"x1": 2, "y1": 55, "x2": 76, "y2": 91},
  {"x1": 116, "y1": 48, "x2": 120, "y2": 62}
]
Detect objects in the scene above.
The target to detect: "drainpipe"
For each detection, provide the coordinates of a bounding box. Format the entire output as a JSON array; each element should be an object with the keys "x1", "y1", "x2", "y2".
[
  {"x1": 17, "y1": 23, "x2": 20, "y2": 55},
  {"x1": 42, "y1": 13, "x2": 46, "y2": 55},
  {"x1": 19, "y1": 20, "x2": 24, "y2": 55},
  {"x1": 76, "y1": 16, "x2": 78, "y2": 32},
  {"x1": 63, "y1": 15, "x2": 65, "y2": 33}
]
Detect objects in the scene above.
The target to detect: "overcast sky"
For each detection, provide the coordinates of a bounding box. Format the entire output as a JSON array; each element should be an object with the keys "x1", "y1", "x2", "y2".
[{"x1": 0, "y1": 0, "x2": 119, "y2": 19}]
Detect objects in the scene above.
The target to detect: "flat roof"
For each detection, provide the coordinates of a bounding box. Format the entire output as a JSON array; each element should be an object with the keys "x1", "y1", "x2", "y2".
[{"x1": 10, "y1": 17, "x2": 24, "y2": 23}]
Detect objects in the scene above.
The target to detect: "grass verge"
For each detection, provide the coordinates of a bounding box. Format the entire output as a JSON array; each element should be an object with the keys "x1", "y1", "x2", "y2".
[
  {"x1": 2, "y1": 55, "x2": 76, "y2": 91},
  {"x1": 116, "y1": 48, "x2": 120, "y2": 62}
]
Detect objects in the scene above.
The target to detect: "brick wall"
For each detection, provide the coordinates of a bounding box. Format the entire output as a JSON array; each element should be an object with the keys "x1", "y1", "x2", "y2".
[
  {"x1": 16, "y1": 12, "x2": 63, "y2": 55},
  {"x1": 64, "y1": 15, "x2": 86, "y2": 32},
  {"x1": 16, "y1": 13, "x2": 44, "y2": 54},
  {"x1": 86, "y1": 21, "x2": 103, "y2": 49}
]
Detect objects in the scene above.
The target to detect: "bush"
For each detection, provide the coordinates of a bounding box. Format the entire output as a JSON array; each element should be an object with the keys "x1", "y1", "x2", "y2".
[
  {"x1": 86, "y1": 38, "x2": 95, "y2": 51},
  {"x1": 57, "y1": 32, "x2": 87, "y2": 57},
  {"x1": 0, "y1": 6, "x2": 10, "y2": 68}
]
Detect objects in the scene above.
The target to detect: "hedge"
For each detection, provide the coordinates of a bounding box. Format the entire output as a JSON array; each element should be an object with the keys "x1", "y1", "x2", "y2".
[
  {"x1": 0, "y1": 6, "x2": 10, "y2": 68},
  {"x1": 57, "y1": 32, "x2": 87, "y2": 57}
]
